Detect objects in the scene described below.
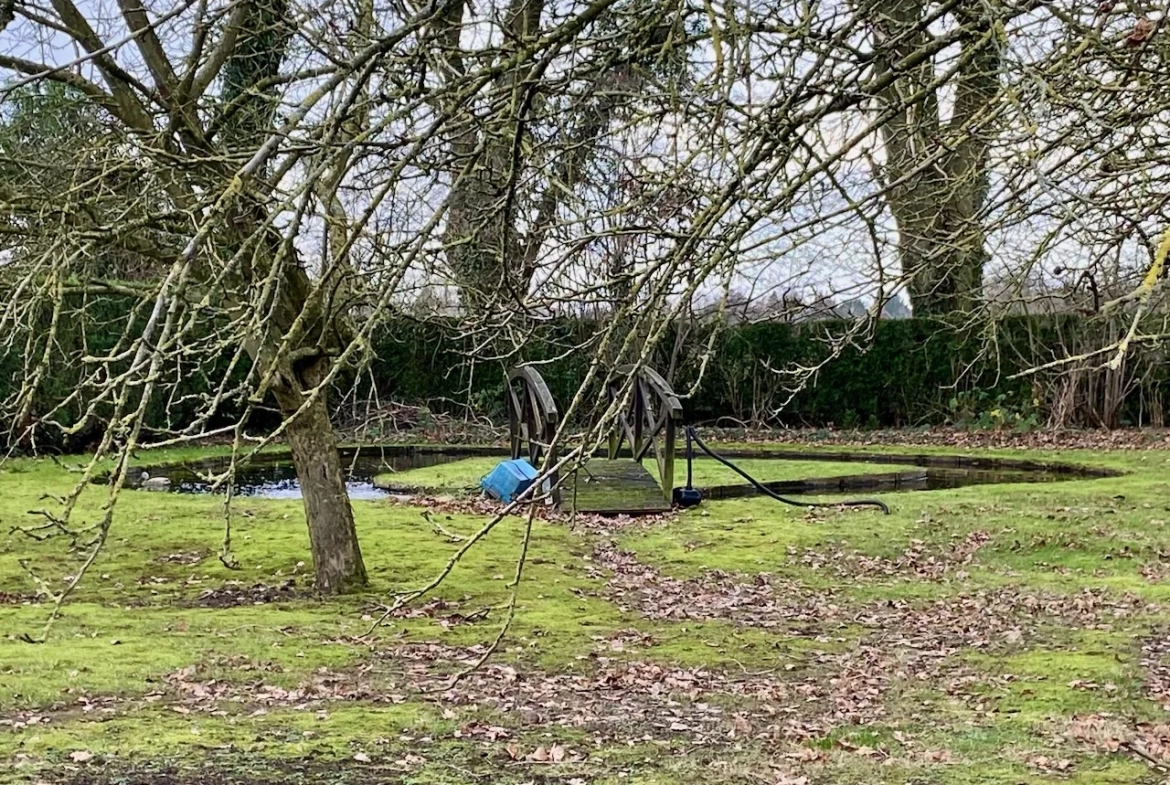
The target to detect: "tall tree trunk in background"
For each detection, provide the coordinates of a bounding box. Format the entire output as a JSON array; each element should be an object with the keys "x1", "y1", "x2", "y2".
[
  {"x1": 219, "y1": 0, "x2": 368, "y2": 592},
  {"x1": 442, "y1": 132, "x2": 523, "y2": 312},
  {"x1": 437, "y1": 0, "x2": 538, "y2": 313},
  {"x1": 868, "y1": 0, "x2": 1000, "y2": 317},
  {"x1": 436, "y1": 0, "x2": 632, "y2": 314}
]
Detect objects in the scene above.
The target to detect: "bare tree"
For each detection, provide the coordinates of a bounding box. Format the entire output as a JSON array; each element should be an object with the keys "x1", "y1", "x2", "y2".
[
  {"x1": 0, "y1": 0, "x2": 388, "y2": 595},
  {"x1": 8, "y1": 0, "x2": 1157, "y2": 638},
  {"x1": 432, "y1": 0, "x2": 689, "y2": 311}
]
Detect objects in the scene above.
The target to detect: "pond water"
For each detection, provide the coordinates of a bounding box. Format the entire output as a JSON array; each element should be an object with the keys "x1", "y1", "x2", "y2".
[
  {"x1": 698, "y1": 447, "x2": 1115, "y2": 500},
  {"x1": 699, "y1": 466, "x2": 1096, "y2": 501},
  {"x1": 128, "y1": 445, "x2": 1115, "y2": 501},
  {"x1": 130, "y1": 446, "x2": 501, "y2": 501}
]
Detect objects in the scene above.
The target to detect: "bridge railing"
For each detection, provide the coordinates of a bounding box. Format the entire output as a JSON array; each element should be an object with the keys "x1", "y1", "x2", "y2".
[
  {"x1": 606, "y1": 364, "x2": 683, "y2": 503},
  {"x1": 506, "y1": 365, "x2": 561, "y2": 504}
]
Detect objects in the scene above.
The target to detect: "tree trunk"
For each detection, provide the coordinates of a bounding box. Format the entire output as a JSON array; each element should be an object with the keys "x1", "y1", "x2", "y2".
[
  {"x1": 272, "y1": 361, "x2": 368, "y2": 594},
  {"x1": 211, "y1": 0, "x2": 370, "y2": 594},
  {"x1": 867, "y1": 0, "x2": 999, "y2": 317},
  {"x1": 894, "y1": 194, "x2": 988, "y2": 317},
  {"x1": 442, "y1": 165, "x2": 518, "y2": 313}
]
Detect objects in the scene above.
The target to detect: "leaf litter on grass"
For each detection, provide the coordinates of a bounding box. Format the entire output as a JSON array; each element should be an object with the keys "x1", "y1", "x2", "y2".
[
  {"x1": 1067, "y1": 630, "x2": 1170, "y2": 775},
  {"x1": 785, "y1": 530, "x2": 991, "y2": 582},
  {"x1": 357, "y1": 489, "x2": 1165, "y2": 778},
  {"x1": 592, "y1": 540, "x2": 1151, "y2": 639},
  {"x1": 15, "y1": 433, "x2": 1170, "y2": 785}
]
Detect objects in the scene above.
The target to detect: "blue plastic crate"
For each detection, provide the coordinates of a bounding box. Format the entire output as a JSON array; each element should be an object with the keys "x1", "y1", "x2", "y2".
[{"x1": 480, "y1": 458, "x2": 539, "y2": 503}]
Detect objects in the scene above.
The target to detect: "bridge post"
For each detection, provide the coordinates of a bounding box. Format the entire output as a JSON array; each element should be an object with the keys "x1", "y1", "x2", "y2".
[{"x1": 506, "y1": 366, "x2": 561, "y2": 505}]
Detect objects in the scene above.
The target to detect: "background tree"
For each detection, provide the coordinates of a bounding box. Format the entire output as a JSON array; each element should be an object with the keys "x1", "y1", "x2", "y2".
[
  {"x1": 861, "y1": 0, "x2": 1012, "y2": 317},
  {"x1": 431, "y1": 0, "x2": 694, "y2": 312},
  {"x1": 0, "y1": 83, "x2": 164, "y2": 280}
]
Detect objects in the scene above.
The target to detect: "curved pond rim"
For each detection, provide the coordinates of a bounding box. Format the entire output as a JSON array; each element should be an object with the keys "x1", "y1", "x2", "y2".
[
  {"x1": 365, "y1": 443, "x2": 1125, "y2": 476},
  {"x1": 345, "y1": 443, "x2": 1125, "y2": 479},
  {"x1": 113, "y1": 442, "x2": 1123, "y2": 501},
  {"x1": 123, "y1": 443, "x2": 1128, "y2": 480},
  {"x1": 373, "y1": 465, "x2": 1119, "y2": 500},
  {"x1": 697, "y1": 448, "x2": 1123, "y2": 478},
  {"x1": 697, "y1": 467, "x2": 1111, "y2": 501}
]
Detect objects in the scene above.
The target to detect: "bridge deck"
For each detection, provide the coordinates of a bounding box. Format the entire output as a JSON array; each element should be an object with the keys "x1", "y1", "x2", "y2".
[{"x1": 570, "y1": 458, "x2": 670, "y2": 515}]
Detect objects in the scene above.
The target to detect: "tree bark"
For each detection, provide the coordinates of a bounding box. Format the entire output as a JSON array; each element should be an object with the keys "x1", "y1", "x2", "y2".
[
  {"x1": 271, "y1": 358, "x2": 368, "y2": 594},
  {"x1": 868, "y1": 0, "x2": 999, "y2": 317},
  {"x1": 886, "y1": 184, "x2": 988, "y2": 318},
  {"x1": 212, "y1": 1, "x2": 368, "y2": 594}
]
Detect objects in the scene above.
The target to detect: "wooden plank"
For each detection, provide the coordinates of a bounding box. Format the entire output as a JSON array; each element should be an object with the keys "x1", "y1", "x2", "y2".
[{"x1": 570, "y1": 459, "x2": 670, "y2": 515}]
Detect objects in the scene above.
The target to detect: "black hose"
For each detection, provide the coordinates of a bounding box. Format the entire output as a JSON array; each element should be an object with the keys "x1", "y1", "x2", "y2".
[{"x1": 685, "y1": 426, "x2": 890, "y2": 515}]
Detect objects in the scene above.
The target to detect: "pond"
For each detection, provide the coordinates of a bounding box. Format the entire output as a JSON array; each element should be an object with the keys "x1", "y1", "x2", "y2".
[
  {"x1": 126, "y1": 445, "x2": 1117, "y2": 501},
  {"x1": 697, "y1": 447, "x2": 1118, "y2": 500},
  {"x1": 128, "y1": 445, "x2": 503, "y2": 500}
]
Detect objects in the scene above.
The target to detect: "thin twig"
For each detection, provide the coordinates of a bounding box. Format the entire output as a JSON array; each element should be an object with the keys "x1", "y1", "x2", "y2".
[
  {"x1": 438, "y1": 503, "x2": 537, "y2": 690},
  {"x1": 421, "y1": 510, "x2": 467, "y2": 542},
  {"x1": 1121, "y1": 740, "x2": 1169, "y2": 773}
]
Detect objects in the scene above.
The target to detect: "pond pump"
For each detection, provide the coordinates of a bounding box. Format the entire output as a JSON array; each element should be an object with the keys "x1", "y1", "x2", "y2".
[
  {"x1": 672, "y1": 427, "x2": 704, "y2": 507},
  {"x1": 675, "y1": 426, "x2": 890, "y2": 515}
]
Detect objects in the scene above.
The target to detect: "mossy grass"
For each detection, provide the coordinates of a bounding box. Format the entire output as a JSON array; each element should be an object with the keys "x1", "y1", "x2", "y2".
[{"x1": 2, "y1": 440, "x2": 1168, "y2": 783}]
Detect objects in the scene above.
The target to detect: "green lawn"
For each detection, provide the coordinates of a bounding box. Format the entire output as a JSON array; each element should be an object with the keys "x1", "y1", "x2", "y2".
[{"x1": 2, "y1": 439, "x2": 1168, "y2": 784}]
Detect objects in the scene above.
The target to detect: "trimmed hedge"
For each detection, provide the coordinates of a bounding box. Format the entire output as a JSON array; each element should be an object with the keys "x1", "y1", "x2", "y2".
[
  {"x1": 3, "y1": 305, "x2": 1165, "y2": 451},
  {"x1": 363, "y1": 314, "x2": 1167, "y2": 430}
]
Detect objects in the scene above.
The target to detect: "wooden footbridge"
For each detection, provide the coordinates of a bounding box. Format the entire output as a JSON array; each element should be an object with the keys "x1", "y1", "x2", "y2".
[{"x1": 506, "y1": 364, "x2": 681, "y2": 515}]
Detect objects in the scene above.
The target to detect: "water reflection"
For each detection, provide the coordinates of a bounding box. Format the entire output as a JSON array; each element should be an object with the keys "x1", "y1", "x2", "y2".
[
  {"x1": 122, "y1": 444, "x2": 1114, "y2": 501},
  {"x1": 128, "y1": 446, "x2": 502, "y2": 500}
]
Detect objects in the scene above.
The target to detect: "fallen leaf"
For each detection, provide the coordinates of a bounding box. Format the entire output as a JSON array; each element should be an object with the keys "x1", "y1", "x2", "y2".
[{"x1": 1126, "y1": 17, "x2": 1157, "y2": 48}]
